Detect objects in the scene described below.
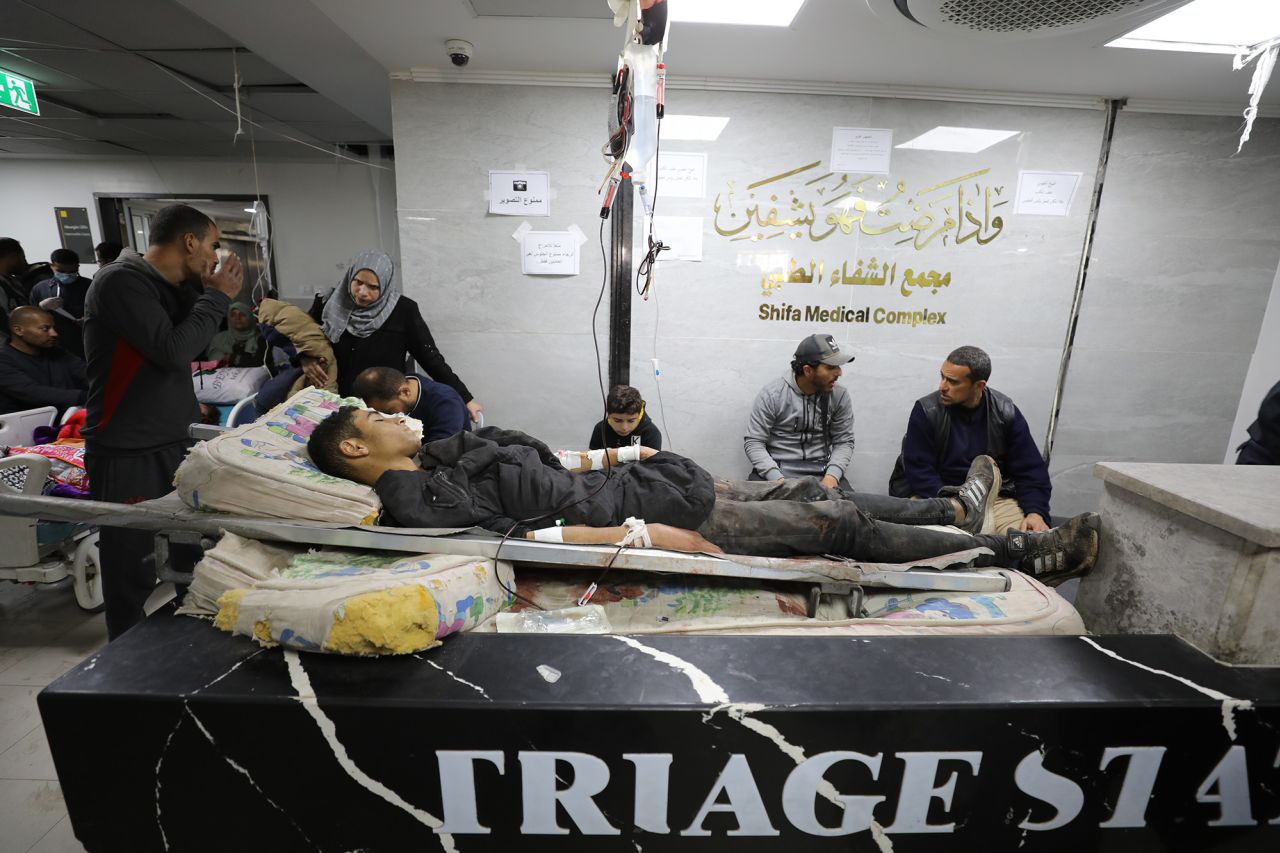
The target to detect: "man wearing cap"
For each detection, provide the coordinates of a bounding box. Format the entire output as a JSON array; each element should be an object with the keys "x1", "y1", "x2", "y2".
[
  {"x1": 889, "y1": 345, "x2": 1053, "y2": 533},
  {"x1": 745, "y1": 333, "x2": 856, "y2": 489}
]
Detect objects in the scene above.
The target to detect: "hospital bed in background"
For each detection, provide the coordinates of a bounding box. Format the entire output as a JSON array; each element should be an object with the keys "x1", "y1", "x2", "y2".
[{"x1": 0, "y1": 406, "x2": 102, "y2": 611}]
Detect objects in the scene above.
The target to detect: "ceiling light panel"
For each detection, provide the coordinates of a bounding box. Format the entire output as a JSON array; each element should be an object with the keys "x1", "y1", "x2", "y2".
[
  {"x1": 896, "y1": 126, "x2": 1020, "y2": 153},
  {"x1": 669, "y1": 0, "x2": 805, "y2": 27}
]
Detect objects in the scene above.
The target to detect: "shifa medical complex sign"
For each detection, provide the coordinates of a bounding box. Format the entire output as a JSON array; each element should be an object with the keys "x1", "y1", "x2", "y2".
[{"x1": 711, "y1": 161, "x2": 1015, "y2": 330}]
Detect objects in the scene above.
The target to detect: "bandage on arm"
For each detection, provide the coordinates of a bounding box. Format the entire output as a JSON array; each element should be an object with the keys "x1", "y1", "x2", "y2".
[
  {"x1": 554, "y1": 449, "x2": 583, "y2": 470},
  {"x1": 525, "y1": 525, "x2": 628, "y2": 544}
]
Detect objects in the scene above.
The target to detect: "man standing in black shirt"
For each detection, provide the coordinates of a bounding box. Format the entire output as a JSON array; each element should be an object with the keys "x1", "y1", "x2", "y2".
[{"x1": 82, "y1": 204, "x2": 243, "y2": 639}]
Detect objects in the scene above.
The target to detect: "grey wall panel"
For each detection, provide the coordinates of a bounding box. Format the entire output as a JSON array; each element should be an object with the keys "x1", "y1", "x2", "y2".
[{"x1": 1052, "y1": 112, "x2": 1280, "y2": 515}]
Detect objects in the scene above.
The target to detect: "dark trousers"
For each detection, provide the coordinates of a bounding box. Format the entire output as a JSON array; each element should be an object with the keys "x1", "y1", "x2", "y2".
[
  {"x1": 716, "y1": 477, "x2": 958, "y2": 526},
  {"x1": 701, "y1": 477, "x2": 1004, "y2": 563},
  {"x1": 85, "y1": 442, "x2": 189, "y2": 640}
]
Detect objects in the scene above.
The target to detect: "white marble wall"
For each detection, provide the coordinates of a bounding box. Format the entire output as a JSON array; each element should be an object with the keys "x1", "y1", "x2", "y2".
[
  {"x1": 392, "y1": 82, "x2": 619, "y2": 450},
  {"x1": 623, "y1": 91, "x2": 1104, "y2": 485},
  {"x1": 1050, "y1": 113, "x2": 1280, "y2": 515},
  {"x1": 392, "y1": 81, "x2": 1105, "y2": 481},
  {"x1": 392, "y1": 82, "x2": 1280, "y2": 514}
]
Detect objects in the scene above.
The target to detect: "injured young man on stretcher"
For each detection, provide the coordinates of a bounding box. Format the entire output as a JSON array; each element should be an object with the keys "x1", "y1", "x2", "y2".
[{"x1": 306, "y1": 407, "x2": 1100, "y2": 585}]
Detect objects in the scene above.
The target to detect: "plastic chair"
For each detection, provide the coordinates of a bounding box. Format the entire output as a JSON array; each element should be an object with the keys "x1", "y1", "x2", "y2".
[{"x1": 0, "y1": 406, "x2": 57, "y2": 447}]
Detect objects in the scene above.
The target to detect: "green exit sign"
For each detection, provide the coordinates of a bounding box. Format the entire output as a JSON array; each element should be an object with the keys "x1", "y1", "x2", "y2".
[{"x1": 0, "y1": 68, "x2": 39, "y2": 116}]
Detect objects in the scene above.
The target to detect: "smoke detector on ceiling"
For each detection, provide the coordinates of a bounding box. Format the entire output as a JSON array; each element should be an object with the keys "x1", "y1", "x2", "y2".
[{"x1": 865, "y1": 0, "x2": 1196, "y2": 42}]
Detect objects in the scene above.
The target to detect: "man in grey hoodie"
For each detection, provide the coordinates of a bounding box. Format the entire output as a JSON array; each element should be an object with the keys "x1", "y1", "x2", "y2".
[
  {"x1": 745, "y1": 333, "x2": 856, "y2": 489},
  {"x1": 82, "y1": 204, "x2": 243, "y2": 639}
]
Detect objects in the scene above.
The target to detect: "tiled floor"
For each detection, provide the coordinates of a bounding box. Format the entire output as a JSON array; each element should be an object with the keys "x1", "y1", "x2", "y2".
[{"x1": 0, "y1": 579, "x2": 173, "y2": 853}]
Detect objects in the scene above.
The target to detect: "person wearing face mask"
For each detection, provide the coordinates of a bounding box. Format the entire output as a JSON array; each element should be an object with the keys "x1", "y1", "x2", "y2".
[
  {"x1": 316, "y1": 249, "x2": 483, "y2": 424},
  {"x1": 29, "y1": 248, "x2": 92, "y2": 358},
  {"x1": 82, "y1": 203, "x2": 244, "y2": 639}
]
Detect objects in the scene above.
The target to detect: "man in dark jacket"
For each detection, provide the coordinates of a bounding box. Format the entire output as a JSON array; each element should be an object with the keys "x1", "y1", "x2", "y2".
[
  {"x1": 890, "y1": 345, "x2": 1053, "y2": 534},
  {"x1": 307, "y1": 407, "x2": 1101, "y2": 584},
  {"x1": 30, "y1": 248, "x2": 92, "y2": 359},
  {"x1": 82, "y1": 204, "x2": 243, "y2": 639},
  {"x1": 352, "y1": 365, "x2": 469, "y2": 442},
  {"x1": 0, "y1": 238, "x2": 31, "y2": 332},
  {"x1": 1236, "y1": 380, "x2": 1280, "y2": 465},
  {"x1": 0, "y1": 306, "x2": 86, "y2": 415}
]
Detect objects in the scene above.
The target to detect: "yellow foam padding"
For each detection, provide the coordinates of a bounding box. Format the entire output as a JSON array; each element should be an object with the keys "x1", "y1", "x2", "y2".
[
  {"x1": 214, "y1": 588, "x2": 248, "y2": 632},
  {"x1": 323, "y1": 583, "x2": 442, "y2": 655},
  {"x1": 253, "y1": 620, "x2": 276, "y2": 646}
]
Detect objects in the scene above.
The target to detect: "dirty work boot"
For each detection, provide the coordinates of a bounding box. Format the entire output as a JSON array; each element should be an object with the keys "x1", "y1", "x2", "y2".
[
  {"x1": 1006, "y1": 513, "x2": 1101, "y2": 586},
  {"x1": 955, "y1": 455, "x2": 1000, "y2": 535}
]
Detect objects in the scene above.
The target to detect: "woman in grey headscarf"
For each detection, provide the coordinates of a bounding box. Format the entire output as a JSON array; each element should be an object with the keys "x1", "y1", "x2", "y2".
[{"x1": 317, "y1": 249, "x2": 482, "y2": 422}]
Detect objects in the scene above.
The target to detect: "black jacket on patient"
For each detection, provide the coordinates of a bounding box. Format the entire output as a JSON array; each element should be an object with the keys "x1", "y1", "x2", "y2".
[{"x1": 374, "y1": 427, "x2": 716, "y2": 536}]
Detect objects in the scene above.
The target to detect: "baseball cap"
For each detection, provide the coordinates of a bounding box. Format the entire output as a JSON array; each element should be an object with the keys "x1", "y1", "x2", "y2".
[{"x1": 794, "y1": 333, "x2": 855, "y2": 366}]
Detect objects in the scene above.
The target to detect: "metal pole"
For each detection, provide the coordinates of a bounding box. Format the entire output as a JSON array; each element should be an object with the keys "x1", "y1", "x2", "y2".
[
  {"x1": 1043, "y1": 98, "x2": 1123, "y2": 464},
  {"x1": 608, "y1": 170, "x2": 634, "y2": 390}
]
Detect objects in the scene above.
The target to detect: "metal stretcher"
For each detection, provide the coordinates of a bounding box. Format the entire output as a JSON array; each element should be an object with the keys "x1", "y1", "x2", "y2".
[{"x1": 0, "y1": 490, "x2": 1010, "y2": 620}]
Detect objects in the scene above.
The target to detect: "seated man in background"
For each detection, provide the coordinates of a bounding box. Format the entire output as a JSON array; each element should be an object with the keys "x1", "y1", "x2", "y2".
[
  {"x1": 890, "y1": 345, "x2": 1053, "y2": 533},
  {"x1": 306, "y1": 406, "x2": 1099, "y2": 584},
  {"x1": 30, "y1": 248, "x2": 92, "y2": 359},
  {"x1": 0, "y1": 306, "x2": 86, "y2": 416},
  {"x1": 589, "y1": 384, "x2": 662, "y2": 450},
  {"x1": 353, "y1": 365, "x2": 468, "y2": 442},
  {"x1": 745, "y1": 333, "x2": 855, "y2": 489}
]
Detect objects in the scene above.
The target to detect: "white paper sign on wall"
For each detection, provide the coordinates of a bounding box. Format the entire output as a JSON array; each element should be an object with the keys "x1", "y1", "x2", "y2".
[
  {"x1": 656, "y1": 152, "x2": 708, "y2": 198},
  {"x1": 1014, "y1": 171, "x2": 1083, "y2": 217},
  {"x1": 490, "y1": 170, "x2": 550, "y2": 216},
  {"x1": 830, "y1": 127, "x2": 893, "y2": 174},
  {"x1": 521, "y1": 231, "x2": 579, "y2": 275}
]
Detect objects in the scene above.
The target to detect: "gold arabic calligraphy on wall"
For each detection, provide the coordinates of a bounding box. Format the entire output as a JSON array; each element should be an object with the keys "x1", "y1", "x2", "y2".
[
  {"x1": 762, "y1": 257, "x2": 951, "y2": 298},
  {"x1": 713, "y1": 160, "x2": 1008, "y2": 248}
]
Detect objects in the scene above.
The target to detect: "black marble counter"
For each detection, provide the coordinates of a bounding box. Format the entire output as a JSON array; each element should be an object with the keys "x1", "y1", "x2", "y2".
[{"x1": 40, "y1": 607, "x2": 1280, "y2": 851}]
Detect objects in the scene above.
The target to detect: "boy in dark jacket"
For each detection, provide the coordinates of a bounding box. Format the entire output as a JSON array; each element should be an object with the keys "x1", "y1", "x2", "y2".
[{"x1": 589, "y1": 384, "x2": 662, "y2": 450}]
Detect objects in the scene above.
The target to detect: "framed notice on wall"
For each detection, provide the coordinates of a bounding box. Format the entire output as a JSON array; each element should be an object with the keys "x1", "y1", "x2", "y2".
[{"x1": 55, "y1": 207, "x2": 94, "y2": 259}]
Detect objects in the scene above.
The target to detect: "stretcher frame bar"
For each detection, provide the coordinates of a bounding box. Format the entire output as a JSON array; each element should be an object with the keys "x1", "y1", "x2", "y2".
[{"x1": 0, "y1": 492, "x2": 1010, "y2": 592}]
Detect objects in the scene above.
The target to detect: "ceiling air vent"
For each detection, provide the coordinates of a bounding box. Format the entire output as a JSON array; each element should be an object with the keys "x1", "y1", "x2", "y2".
[
  {"x1": 870, "y1": 0, "x2": 1195, "y2": 41},
  {"x1": 939, "y1": 0, "x2": 1146, "y2": 34}
]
